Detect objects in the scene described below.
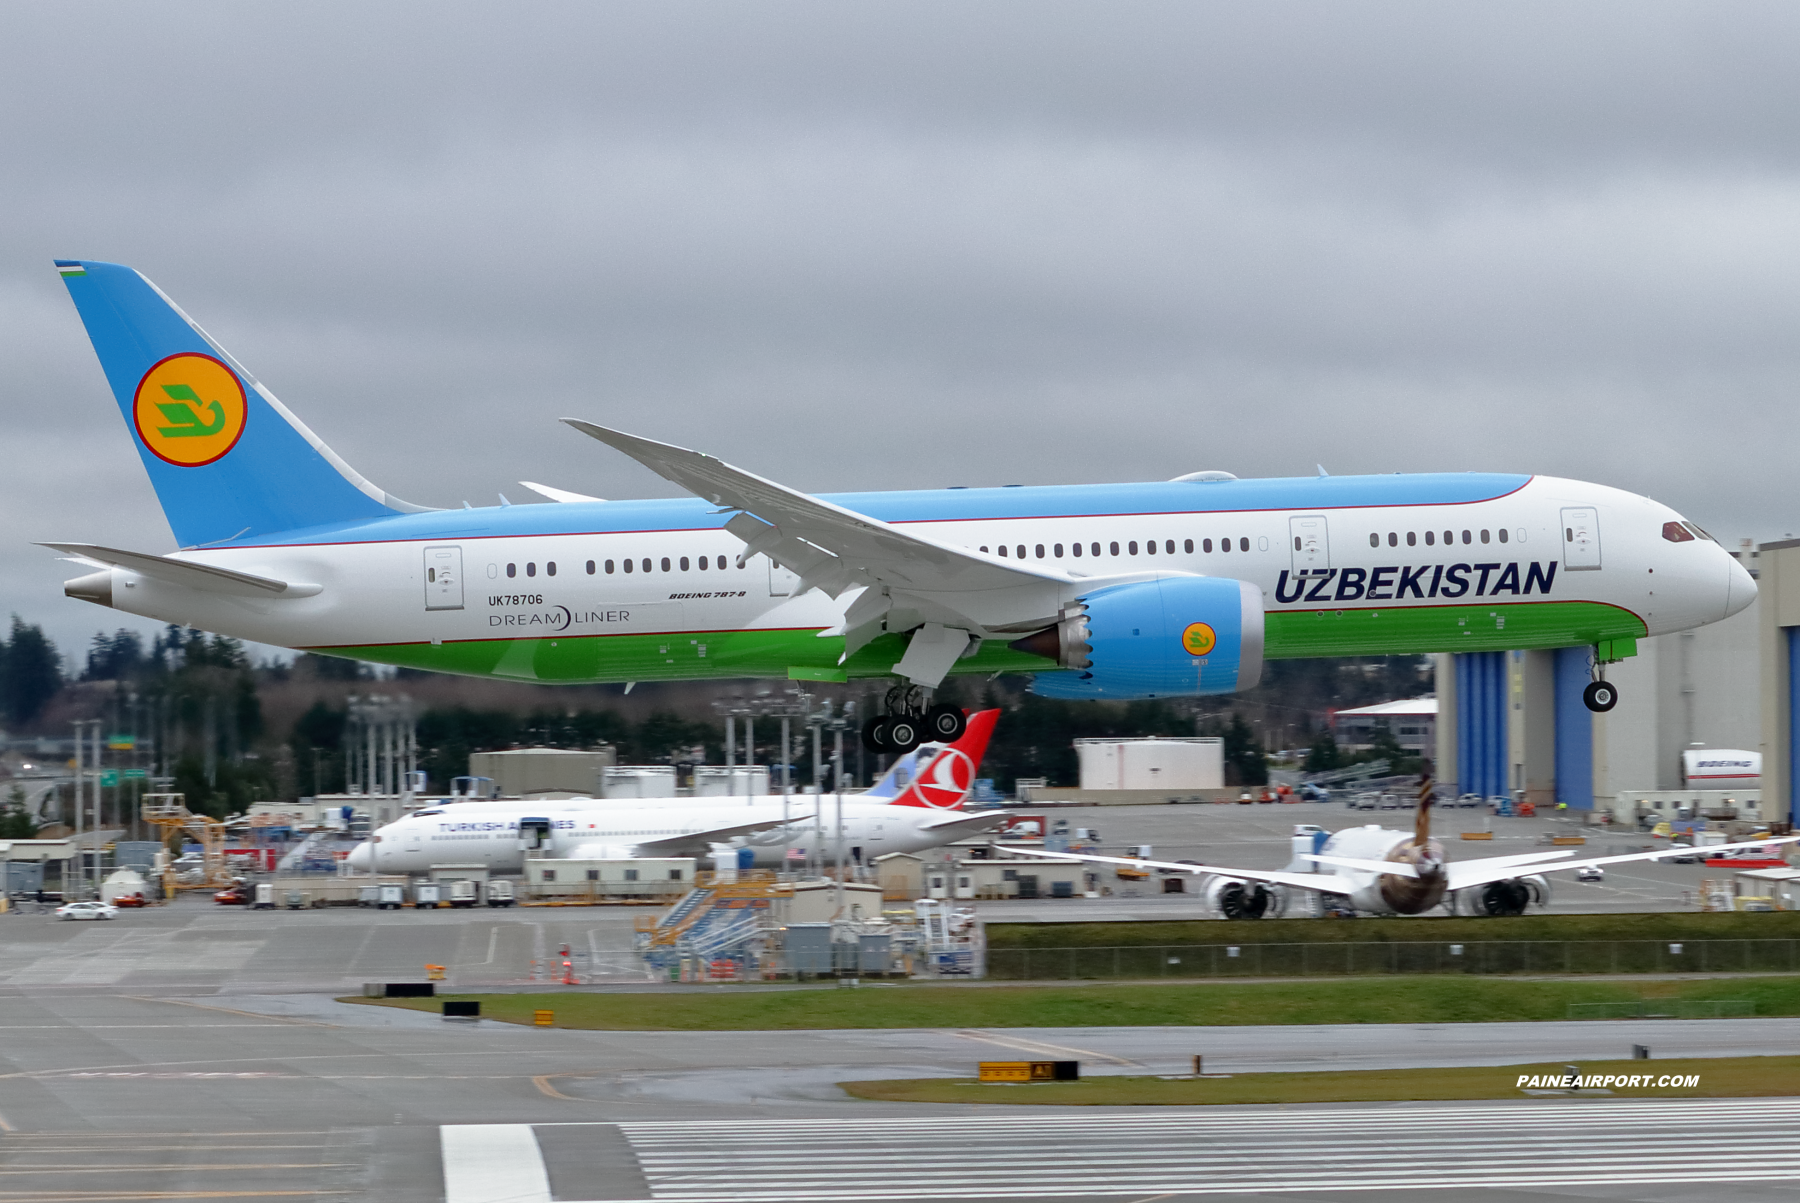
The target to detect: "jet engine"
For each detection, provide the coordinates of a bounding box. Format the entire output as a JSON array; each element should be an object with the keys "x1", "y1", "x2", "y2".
[
  {"x1": 1204, "y1": 876, "x2": 1285, "y2": 919},
  {"x1": 1018, "y1": 575, "x2": 1264, "y2": 700},
  {"x1": 1451, "y1": 875, "x2": 1551, "y2": 917}
]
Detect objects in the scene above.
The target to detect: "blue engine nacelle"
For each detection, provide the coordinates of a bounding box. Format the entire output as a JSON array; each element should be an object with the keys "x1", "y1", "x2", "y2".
[{"x1": 1019, "y1": 575, "x2": 1264, "y2": 700}]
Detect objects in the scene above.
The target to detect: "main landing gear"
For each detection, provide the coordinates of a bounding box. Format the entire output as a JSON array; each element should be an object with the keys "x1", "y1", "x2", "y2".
[
  {"x1": 1582, "y1": 679, "x2": 1618, "y2": 713},
  {"x1": 861, "y1": 685, "x2": 967, "y2": 754}
]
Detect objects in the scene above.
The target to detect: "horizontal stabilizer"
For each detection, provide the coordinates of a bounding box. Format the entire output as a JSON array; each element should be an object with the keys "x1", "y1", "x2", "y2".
[
  {"x1": 40, "y1": 542, "x2": 321, "y2": 599},
  {"x1": 519, "y1": 481, "x2": 604, "y2": 503},
  {"x1": 1303, "y1": 853, "x2": 1421, "y2": 878}
]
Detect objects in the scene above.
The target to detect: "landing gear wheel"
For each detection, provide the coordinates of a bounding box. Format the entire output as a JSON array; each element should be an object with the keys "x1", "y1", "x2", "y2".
[
  {"x1": 861, "y1": 716, "x2": 892, "y2": 753},
  {"x1": 1582, "y1": 680, "x2": 1618, "y2": 713},
  {"x1": 923, "y1": 704, "x2": 966, "y2": 743},
  {"x1": 886, "y1": 716, "x2": 922, "y2": 754}
]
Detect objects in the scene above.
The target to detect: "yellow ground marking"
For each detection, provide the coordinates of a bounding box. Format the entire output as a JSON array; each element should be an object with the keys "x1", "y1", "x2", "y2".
[{"x1": 949, "y1": 1028, "x2": 1140, "y2": 1067}]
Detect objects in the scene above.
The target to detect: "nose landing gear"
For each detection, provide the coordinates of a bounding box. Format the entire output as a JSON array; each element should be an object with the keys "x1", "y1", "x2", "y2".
[{"x1": 861, "y1": 685, "x2": 966, "y2": 754}]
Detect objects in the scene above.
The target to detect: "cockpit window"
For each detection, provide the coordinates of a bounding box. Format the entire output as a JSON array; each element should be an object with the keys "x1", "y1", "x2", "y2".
[
  {"x1": 1662, "y1": 522, "x2": 1695, "y2": 543},
  {"x1": 414, "y1": 809, "x2": 444, "y2": 816},
  {"x1": 1682, "y1": 521, "x2": 1714, "y2": 542}
]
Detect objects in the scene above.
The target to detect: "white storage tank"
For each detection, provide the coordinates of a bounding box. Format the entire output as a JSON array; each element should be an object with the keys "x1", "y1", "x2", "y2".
[
  {"x1": 692, "y1": 766, "x2": 771, "y2": 797},
  {"x1": 1075, "y1": 737, "x2": 1224, "y2": 791}
]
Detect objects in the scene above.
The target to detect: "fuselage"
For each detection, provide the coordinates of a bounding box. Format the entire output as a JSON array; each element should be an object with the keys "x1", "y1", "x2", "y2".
[
  {"x1": 351, "y1": 794, "x2": 980, "y2": 874},
  {"x1": 79, "y1": 473, "x2": 1753, "y2": 685}
]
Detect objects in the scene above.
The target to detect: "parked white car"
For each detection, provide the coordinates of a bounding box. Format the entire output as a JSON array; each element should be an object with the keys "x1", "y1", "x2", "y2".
[{"x1": 55, "y1": 901, "x2": 119, "y2": 921}]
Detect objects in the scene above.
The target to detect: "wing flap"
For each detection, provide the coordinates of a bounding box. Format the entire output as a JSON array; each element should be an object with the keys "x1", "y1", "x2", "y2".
[
  {"x1": 631, "y1": 813, "x2": 814, "y2": 857},
  {"x1": 991, "y1": 845, "x2": 1354, "y2": 894}
]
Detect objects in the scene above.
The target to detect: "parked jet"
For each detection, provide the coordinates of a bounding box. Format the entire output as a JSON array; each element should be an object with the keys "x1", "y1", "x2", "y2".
[
  {"x1": 47, "y1": 261, "x2": 1754, "y2": 750},
  {"x1": 346, "y1": 710, "x2": 1001, "y2": 873},
  {"x1": 998, "y1": 801, "x2": 1800, "y2": 918}
]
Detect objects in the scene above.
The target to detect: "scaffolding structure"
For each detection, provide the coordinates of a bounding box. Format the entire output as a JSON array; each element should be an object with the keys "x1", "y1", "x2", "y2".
[
  {"x1": 140, "y1": 793, "x2": 233, "y2": 893},
  {"x1": 635, "y1": 870, "x2": 796, "y2": 979}
]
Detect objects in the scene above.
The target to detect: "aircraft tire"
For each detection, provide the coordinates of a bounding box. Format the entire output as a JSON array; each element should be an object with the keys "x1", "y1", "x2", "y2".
[
  {"x1": 924, "y1": 704, "x2": 966, "y2": 742},
  {"x1": 887, "y1": 716, "x2": 923, "y2": 754},
  {"x1": 1583, "y1": 680, "x2": 1618, "y2": 713},
  {"x1": 862, "y1": 716, "x2": 891, "y2": 753}
]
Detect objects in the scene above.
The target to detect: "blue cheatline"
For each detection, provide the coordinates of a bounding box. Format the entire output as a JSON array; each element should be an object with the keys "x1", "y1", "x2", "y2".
[
  {"x1": 56, "y1": 259, "x2": 418, "y2": 548},
  {"x1": 1553, "y1": 646, "x2": 1594, "y2": 810}
]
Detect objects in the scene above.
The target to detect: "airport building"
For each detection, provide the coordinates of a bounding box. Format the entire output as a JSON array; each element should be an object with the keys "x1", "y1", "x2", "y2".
[{"x1": 1435, "y1": 540, "x2": 1798, "y2": 827}]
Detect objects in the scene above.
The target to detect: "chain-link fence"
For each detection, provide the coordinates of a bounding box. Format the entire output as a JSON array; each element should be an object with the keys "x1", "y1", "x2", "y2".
[{"x1": 985, "y1": 939, "x2": 1800, "y2": 979}]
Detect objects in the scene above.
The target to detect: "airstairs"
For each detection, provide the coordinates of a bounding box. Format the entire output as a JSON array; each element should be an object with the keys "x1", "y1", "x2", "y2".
[{"x1": 635, "y1": 871, "x2": 794, "y2": 978}]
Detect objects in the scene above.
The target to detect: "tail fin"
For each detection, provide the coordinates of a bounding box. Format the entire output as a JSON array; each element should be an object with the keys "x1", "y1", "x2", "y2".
[
  {"x1": 886, "y1": 709, "x2": 1000, "y2": 810},
  {"x1": 55, "y1": 260, "x2": 428, "y2": 547}
]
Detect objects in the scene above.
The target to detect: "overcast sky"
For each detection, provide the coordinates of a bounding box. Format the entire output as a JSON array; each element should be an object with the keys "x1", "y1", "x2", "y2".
[{"x1": 6, "y1": 1, "x2": 1800, "y2": 666}]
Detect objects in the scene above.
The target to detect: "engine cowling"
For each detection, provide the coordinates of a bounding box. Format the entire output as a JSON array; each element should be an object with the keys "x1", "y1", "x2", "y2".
[
  {"x1": 1204, "y1": 876, "x2": 1285, "y2": 919},
  {"x1": 1451, "y1": 875, "x2": 1551, "y2": 916},
  {"x1": 1020, "y1": 575, "x2": 1264, "y2": 700}
]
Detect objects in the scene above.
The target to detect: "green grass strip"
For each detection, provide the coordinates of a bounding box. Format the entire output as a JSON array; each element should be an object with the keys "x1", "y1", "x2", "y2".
[
  {"x1": 345, "y1": 975, "x2": 1800, "y2": 1030},
  {"x1": 842, "y1": 1055, "x2": 1800, "y2": 1106}
]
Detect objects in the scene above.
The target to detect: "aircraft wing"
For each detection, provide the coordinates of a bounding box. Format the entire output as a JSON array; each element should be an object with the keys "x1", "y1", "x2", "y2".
[
  {"x1": 1447, "y1": 836, "x2": 1800, "y2": 892},
  {"x1": 563, "y1": 421, "x2": 1082, "y2": 670},
  {"x1": 39, "y1": 542, "x2": 322, "y2": 599},
  {"x1": 624, "y1": 813, "x2": 815, "y2": 858},
  {"x1": 991, "y1": 845, "x2": 1354, "y2": 895},
  {"x1": 916, "y1": 810, "x2": 1011, "y2": 833}
]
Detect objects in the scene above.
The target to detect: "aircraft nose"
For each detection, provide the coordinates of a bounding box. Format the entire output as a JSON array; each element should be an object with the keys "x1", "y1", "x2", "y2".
[
  {"x1": 345, "y1": 840, "x2": 372, "y2": 870},
  {"x1": 1725, "y1": 551, "x2": 1758, "y2": 619}
]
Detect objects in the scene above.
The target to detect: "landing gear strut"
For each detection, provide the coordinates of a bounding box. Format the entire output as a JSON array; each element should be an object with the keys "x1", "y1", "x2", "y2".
[{"x1": 861, "y1": 685, "x2": 966, "y2": 754}]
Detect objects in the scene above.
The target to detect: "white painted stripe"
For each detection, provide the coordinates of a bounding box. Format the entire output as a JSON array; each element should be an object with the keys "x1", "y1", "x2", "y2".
[{"x1": 441, "y1": 1124, "x2": 551, "y2": 1203}]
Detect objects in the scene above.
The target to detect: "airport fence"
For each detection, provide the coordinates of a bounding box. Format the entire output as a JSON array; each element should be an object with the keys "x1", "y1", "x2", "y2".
[{"x1": 984, "y1": 939, "x2": 1800, "y2": 980}]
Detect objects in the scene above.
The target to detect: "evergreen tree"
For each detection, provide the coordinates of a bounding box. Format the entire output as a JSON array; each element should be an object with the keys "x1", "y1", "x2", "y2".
[
  {"x1": 0, "y1": 616, "x2": 62, "y2": 726},
  {"x1": 0, "y1": 785, "x2": 36, "y2": 839},
  {"x1": 1221, "y1": 712, "x2": 1268, "y2": 786},
  {"x1": 1304, "y1": 730, "x2": 1342, "y2": 773}
]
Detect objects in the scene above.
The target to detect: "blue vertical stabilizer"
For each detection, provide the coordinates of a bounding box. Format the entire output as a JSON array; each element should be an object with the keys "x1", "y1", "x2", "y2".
[{"x1": 55, "y1": 260, "x2": 426, "y2": 547}]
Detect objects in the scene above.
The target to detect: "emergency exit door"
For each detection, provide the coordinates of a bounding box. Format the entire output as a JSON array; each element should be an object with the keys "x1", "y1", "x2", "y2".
[
  {"x1": 1561, "y1": 507, "x2": 1602, "y2": 571},
  {"x1": 1289, "y1": 515, "x2": 1330, "y2": 572},
  {"x1": 423, "y1": 545, "x2": 464, "y2": 610}
]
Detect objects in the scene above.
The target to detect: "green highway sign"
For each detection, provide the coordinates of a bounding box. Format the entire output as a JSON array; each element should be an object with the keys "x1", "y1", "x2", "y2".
[
  {"x1": 97, "y1": 770, "x2": 120, "y2": 787},
  {"x1": 122, "y1": 769, "x2": 148, "y2": 780}
]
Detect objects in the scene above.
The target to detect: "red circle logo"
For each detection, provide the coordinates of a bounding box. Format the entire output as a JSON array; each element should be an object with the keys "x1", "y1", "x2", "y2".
[{"x1": 913, "y1": 749, "x2": 976, "y2": 809}]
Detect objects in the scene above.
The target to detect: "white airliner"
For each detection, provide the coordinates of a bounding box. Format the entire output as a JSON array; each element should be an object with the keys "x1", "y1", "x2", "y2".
[
  {"x1": 1000, "y1": 802, "x2": 1800, "y2": 917},
  {"x1": 47, "y1": 260, "x2": 1753, "y2": 750},
  {"x1": 347, "y1": 710, "x2": 1002, "y2": 874}
]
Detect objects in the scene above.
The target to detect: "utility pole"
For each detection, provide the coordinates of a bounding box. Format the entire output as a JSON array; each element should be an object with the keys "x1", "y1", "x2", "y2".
[{"x1": 71, "y1": 719, "x2": 84, "y2": 900}]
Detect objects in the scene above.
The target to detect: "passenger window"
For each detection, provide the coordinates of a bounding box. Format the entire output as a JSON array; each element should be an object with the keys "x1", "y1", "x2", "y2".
[
  {"x1": 680, "y1": 556, "x2": 690, "y2": 570},
  {"x1": 1239, "y1": 538, "x2": 1249, "y2": 552},
  {"x1": 1128, "y1": 541, "x2": 1139, "y2": 555},
  {"x1": 547, "y1": 562, "x2": 557, "y2": 576},
  {"x1": 1090, "y1": 542, "x2": 1101, "y2": 557},
  {"x1": 526, "y1": 563, "x2": 536, "y2": 577},
  {"x1": 1016, "y1": 545, "x2": 1026, "y2": 559},
  {"x1": 1071, "y1": 543, "x2": 1082, "y2": 557},
  {"x1": 605, "y1": 560, "x2": 615, "y2": 574},
  {"x1": 980, "y1": 546, "x2": 989, "y2": 553},
  {"x1": 1166, "y1": 540, "x2": 1175, "y2": 554},
  {"x1": 643, "y1": 558, "x2": 652, "y2": 572},
  {"x1": 1460, "y1": 530, "x2": 1470, "y2": 544},
  {"x1": 1480, "y1": 530, "x2": 1490, "y2": 544},
  {"x1": 1369, "y1": 533, "x2": 1379, "y2": 548},
  {"x1": 1497, "y1": 529, "x2": 1508, "y2": 544},
  {"x1": 1406, "y1": 532, "x2": 1416, "y2": 547},
  {"x1": 661, "y1": 557, "x2": 671, "y2": 572},
  {"x1": 1110, "y1": 542, "x2": 1120, "y2": 556},
  {"x1": 507, "y1": 563, "x2": 516, "y2": 578},
  {"x1": 1053, "y1": 543, "x2": 1064, "y2": 557},
  {"x1": 998, "y1": 545, "x2": 1008, "y2": 557},
  {"x1": 1425, "y1": 531, "x2": 1435, "y2": 546},
  {"x1": 1036, "y1": 544, "x2": 1045, "y2": 558},
  {"x1": 1662, "y1": 521, "x2": 1695, "y2": 543},
  {"x1": 624, "y1": 559, "x2": 634, "y2": 573},
  {"x1": 586, "y1": 560, "x2": 595, "y2": 574},
  {"x1": 1388, "y1": 533, "x2": 1397, "y2": 547},
  {"x1": 697, "y1": 556, "x2": 708, "y2": 570},
  {"x1": 1292, "y1": 538, "x2": 1300, "y2": 552},
  {"x1": 1184, "y1": 539, "x2": 1193, "y2": 553},
  {"x1": 1144, "y1": 540, "x2": 1154, "y2": 555},
  {"x1": 1220, "y1": 538, "x2": 1230, "y2": 553}
]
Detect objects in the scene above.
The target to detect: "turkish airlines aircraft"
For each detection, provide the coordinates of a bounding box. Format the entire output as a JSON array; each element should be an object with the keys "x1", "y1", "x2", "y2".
[
  {"x1": 46, "y1": 261, "x2": 1753, "y2": 749},
  {"x1": 347, "y1": 710, "x2": 1001, "y2": 873},
  {"x1": 1000, "y1": 798, "x2": 1800, "y2": 918}
]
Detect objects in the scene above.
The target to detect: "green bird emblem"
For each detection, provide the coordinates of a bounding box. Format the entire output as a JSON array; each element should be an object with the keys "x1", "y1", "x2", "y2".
[{"x1": 154, "y1": 383, "x2": 228, "y2": 438}]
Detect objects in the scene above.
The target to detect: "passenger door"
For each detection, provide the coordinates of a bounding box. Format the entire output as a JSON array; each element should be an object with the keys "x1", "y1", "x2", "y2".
[
  {"x1": 1289, "y1": 515, "x2": 1330, "y2": 572},
  {"x1": 1561, "y1": 507, "x2": 1602, "y2": 571},
  {"x1": 768, "y1": 557, "x2": 801, "y2": 597},
  {"x1": 423, "y1": 545, "x2": 464, "y2": 610}
]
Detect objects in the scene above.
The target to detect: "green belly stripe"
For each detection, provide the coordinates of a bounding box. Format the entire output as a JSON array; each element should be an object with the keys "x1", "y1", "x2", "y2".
[
  {"x1": 1263, "y1": 601, "x2": 1645, "y2": 659},
  {"x1": 307, "y1": 600, "x2": 1645, "y2": 684}
]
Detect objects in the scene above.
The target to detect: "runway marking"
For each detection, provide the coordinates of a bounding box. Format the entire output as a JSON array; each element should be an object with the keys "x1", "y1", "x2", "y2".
[
  {"x1": 441, "y1": 1124, "x2": 552, "y2": 1203},
  {"x1": 0, "y1": 1025, "x2": 293, "y2": 1030},
  {"x1": 0, "y1": 1193, "x2": 351, "y2": 1200},
  {"x1": 949, "y1": 1030, "x2": 1139, "y2": 1067}
]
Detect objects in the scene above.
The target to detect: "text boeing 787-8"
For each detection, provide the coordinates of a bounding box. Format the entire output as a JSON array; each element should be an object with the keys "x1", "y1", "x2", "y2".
[{"x1": 45, "y1": 260, "x2": 1753, "y2": 750}]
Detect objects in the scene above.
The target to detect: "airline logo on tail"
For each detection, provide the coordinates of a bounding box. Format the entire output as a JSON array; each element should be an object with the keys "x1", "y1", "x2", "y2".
[
  {"x1": 133, "y1": 353, "x2": 247, "y2": 467},
  {"x1": 887, "y1": 709, "x2": 999, "y2": 809}
]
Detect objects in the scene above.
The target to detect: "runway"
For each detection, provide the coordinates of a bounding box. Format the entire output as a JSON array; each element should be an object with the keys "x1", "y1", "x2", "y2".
[{"x1": 449, "y1": 1103, "x2": 1800, "y2": 1201}]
